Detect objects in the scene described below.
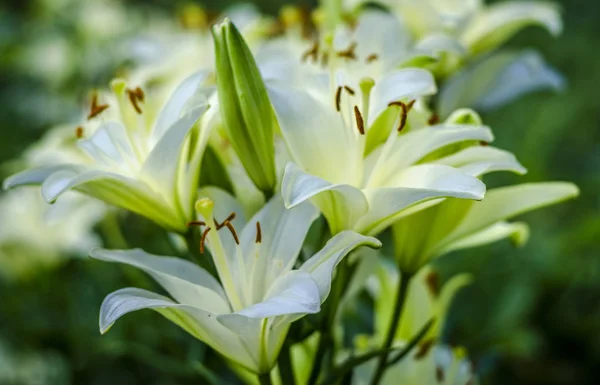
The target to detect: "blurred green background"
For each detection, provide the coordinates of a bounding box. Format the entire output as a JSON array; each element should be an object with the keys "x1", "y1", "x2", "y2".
[{"x1": 0, "y1": 0, "x2": 598, "y2": 384}]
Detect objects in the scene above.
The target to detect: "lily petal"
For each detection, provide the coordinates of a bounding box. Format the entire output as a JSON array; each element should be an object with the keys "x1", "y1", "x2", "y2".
[
  {"x1": 439, "y1": 182, "x2": 579, "y2": 249},
  {"x1": 357, "y1": 164, "x2": 486, "y2": 235},
  {"x1": 3, "y1": 165, "x2": 78, "y2": 190},
  {"x1": 461, "y1": 1, "x2": 562, "y2": 55},
  {"x1": 282, "y1": 163, "x2": 369, "y2": 234},
  {"x1": 300, "y1": 231, "x2": 381, "y2": 301},
  {"x1": 90, "y1": 248, "x2": 229, "y2": 313},
  {"x1": 434, "y1": 146, "x2": 527, "y2": 177}
]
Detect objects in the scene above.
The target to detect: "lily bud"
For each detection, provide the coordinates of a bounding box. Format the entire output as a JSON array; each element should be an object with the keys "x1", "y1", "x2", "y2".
[{"x1": 212, "y1": 19, "x2": 277, "y2": 196}]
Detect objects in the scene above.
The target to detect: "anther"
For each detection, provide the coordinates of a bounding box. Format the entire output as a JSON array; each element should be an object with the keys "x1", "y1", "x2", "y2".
[
  {"x1": 406, "y1": 99, "x2": 416, "y2": 111},
  {"x1": 365, "y1": 53, "x2": 379, "y2": 63},
  {"x1": 301, "y1": 41, "x2": 319, "y2": 63},
  {"x1": 335, "y1": 86, "x2": 342, "y2": 111},
  {"x1": 428, "y1": 113, "x2": 440, "y2": 125},
  {"x1": 187, "y1": 220, "x2": 206, "y2": 228},
  {"x1": 343, "y1": 85, "x2": 356, "y2": 95},
  {"x1": 75, "y1": 126, "x2": 84, "y2": 139},
  {"x1": 215, "y1": 212, "x2": 236, "y2": 229},
  {"x1": 425, "y1": 271, "x2": 440, "y2": 297},
  {"x1": 225, "y1": 221, "x2": 240, "y2": 245},
  {"x1": 480, "y1": 141, "x2": 489, "y2": 146},
  {"x1": 397, "y1": 103, "x2": 408, "y2": 132},
  {"x1": 87, "y1": 93, "x2": 109, "y2": 120},
  {"x1": 126, "y1": 87, "x2": 144, "y2": 114},
  {"x1": 353, "y1": 106, "x2": 365, "y2": 135},
  {"x1": 200, "y1": 227, "x2": 211, "y2": 254},
  {"x1": 414, "y1": 339, "x2": 435, "y2": 360},
  {"x1": 255, "y1": 221, "x2": 262, "y2": 243},
  {"x1": 336, "y1": 42, "x2": 357, "y2": 60}
]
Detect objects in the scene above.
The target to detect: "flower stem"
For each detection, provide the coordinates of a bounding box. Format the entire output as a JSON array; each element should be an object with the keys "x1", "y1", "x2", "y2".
[
  {"x1": 369, "y1": 271, "x2": 413, "y2": 385},
  {"x1": 278, "y1": 343, "x2": 296, "y2": 385},
  {"x1": 258, "y1": 372, "x2": 273, "y2": 385}
]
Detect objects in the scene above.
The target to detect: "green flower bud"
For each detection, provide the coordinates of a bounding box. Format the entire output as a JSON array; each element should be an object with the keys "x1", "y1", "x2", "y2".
[{"x1": 212, "y1": 19, "x2": 277, "y2": 196}]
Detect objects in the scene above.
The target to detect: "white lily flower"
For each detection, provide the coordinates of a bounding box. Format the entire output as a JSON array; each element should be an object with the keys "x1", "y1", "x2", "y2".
[
  {"x1": 392, "y1": 144, "x2": 579, "y2": 272},
  {"x1": 4, "y1": 73, "x2": 212, "y2": 232},
  {"x1": 0, "y1": 187, "x2": 105, "y2": 280},
  {"x1": 92, "y1": 191, "x2": 380, "y2": 374}
]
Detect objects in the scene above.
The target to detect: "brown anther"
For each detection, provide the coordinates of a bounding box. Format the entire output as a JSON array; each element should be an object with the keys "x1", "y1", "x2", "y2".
[
  {"x1": 353, "y1": 106, "x2": 365, "y2": 135},
  {"x1": 215, "y1": 212, "x2": 236, "y2": 230},
  {"x1": 335, "y1": 86, "x2": 342, "y2": 112},
  {"x1": 186, "y1": 220, "x2": 206, "y2": 228},
  {"x1": 301, "y1": 41, "x2": 319, "y2": 63},
  {"x1": 436, "y1": 367, "x2": 445, "y2": 383},
  {"x1": 428, "y1": 113, "x2": 440, "y2": 125},
  {"x1": 365, "y1": 53, "x2": 379, "y2": 63},
  {"x1": 414, "y1": 339, "x2": 435, "y2": 360},
  {"x1": 480, "y1": 141, "x2": 489, "y2": 146},
  {"x1": 343, "y1": 85, "x2": 356, "y2": 96},
  {"x1": 224, "y1": 221, "x2": 240, "y2": 245},
  {"x1": 126, "y1": 87, "x2": 144, "y2": 114},
  {"x1": 425, "y1": 270, "x2": 440, "y2": 297},
  {"x1": 255, "y1": 221, "x2": 262, "y2": 243},
  {"x1": 336, "y1": 42, "x2": 357, "y2": 61},
  {"x1": 406, "y1": 99, "x2": 416, "y2": 111},
  {"x1": 87, "y1": 93, "x2": 109, "y2": 120},
  {"x1": 200, "y1": 227, "x2": 211, "y2": 254},
  {"x1": 75, "y1": 126, "x2": 84, "y2": 139},
  {"x1": 398, "y1": 103, "x2": 408, "y2": 132},
  {"x1": 387, "y1": 101, "x2": 403, "y2": 107},
  {"x1": 320, "y1": 51, "x2": 329, "y2": 67}
]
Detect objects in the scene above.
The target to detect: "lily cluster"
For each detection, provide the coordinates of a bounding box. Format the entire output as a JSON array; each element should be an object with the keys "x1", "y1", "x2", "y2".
[{"x1": 2, "y1": 0, "x2": 579, "y2": 384}]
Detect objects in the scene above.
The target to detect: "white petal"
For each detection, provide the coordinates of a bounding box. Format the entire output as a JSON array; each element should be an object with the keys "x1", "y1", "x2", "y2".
[
  {"x1": 434, "y1": 146, "x2": 527, "y2": 177},
  {"x1": 153, "y1": 71, "x2": 209, "y2": 140},
  {"x1": 300, "y1": 231, "x2": 381, "y2": 302},
  {"x1": 282, "y1": 163, "x2": 369, "y2": 234},
  {"x1": 78, "y1": 122, "x2": 137, "y2": 173},
  {"x1": 369, "y1": 69, "x2": 437, "y2": 125},
  {"x1": 461, "y1": 1, "x2": 562, "y2": 55},
  {"x1": 3, "y1": 165, "x2": 77, "y2": 190},
  {"x1": 439, "y1": 182, "x2": 579, "y2": 249},
  {"x1": 268, "y1": 84, "x2": 362, "y2": 185},
  {"x1": 357, "y1": 164, "x2": 486, "y2": 235},
  {"x1": 366, "y1": 125, "x2": 494, "y2": 187},
  {"x1": 90, "y1": 248, "x2": 229, "y2": 313},
  {"x1": 99, "y1": 287, "x2": 256, "y2": 370},
  {"x1": 240, "y1": 196, "x2": 318, "y2": 298},
  {"x1": 437, "y1": 221, "x2": 529, "y2": 257}
]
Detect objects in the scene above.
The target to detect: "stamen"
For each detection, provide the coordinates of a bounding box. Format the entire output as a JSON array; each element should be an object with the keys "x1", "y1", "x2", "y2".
[
  {"x1": 336, "y1": 42, "x2": 357, "y2": 60},
  {"x1": 425, "y1": 271, "x2": 440, "y2": 297},
  {"x1": 75, "y1": 126, "x2": 84, "y2": 139},
  {"x1": 200, "y1": 227, "x2": 211, "y2": 254},
  {"x1": 187, "y1": 220, "x2": 206, "y2": 228},
  {"x1": 387, "y1": 101, "x2": 403, "y2": 107},
  {"x1": 343, "y1": 85, "x2": 356, "y2": 95},
  {"x1": 414, "y1": 339, "x2": 435, "y2": 360},
  {"x1": 335, "y1": 86, "x2": 342, "y2": 111},
  {"x1": 406, "y1": 99, "x2": 416, "y2": 111},
  {"x1": 353, "y1": 106, "x2": 365, "y2": 135},
  {"x1": 365, "y1": 53, "x2": 379, "y2": 63},
  {"x1": 255, "y1": 221, "x2": 262, "y2": 243},
  {"x1": 126, "y1": 87, "x2": 144, "y2": 114},
  {"x1": 428, "y1": 113, "x2": 440, "y2": 125},
  {"x1": 225, "y1": 221, "x2": 240, "y2": 245},
  {"x1": 480, "y1": 141, "x2": 489, "y2": 146},
  {"x1": 301, "y1": 40, "x2": 319, "y2": 63},
  {"x1": 215, "y1": 212, "x2": 236, "y2": 229},
  {"x1": 87, "y1": 93, "x2": 109, "y2": 120},
  {"x1": 320, "y1": 51, "x2": 329, "y2": 67},
  {"x1": 397, "y1": 103, "x2": 408, "y2": 132},
  {"x1": 436, "y1": 367, "x2": 445, "y2": 383}
]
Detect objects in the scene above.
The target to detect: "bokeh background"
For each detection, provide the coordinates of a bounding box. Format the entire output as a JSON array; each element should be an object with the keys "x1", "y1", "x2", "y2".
[{"x1": 0, "y1": 0, "x2": 598, "y2": 384}]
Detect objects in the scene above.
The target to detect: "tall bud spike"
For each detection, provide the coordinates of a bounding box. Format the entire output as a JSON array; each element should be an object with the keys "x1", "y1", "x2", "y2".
[{"x1": 212, "y1": 19, "x2": 277, "y2": 197}]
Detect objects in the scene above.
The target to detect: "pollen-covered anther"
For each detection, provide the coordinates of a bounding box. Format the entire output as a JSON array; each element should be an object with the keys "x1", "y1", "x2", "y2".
[
  {"x1": 87, "y1": 93, "x2": 109, "y2": 120},
  {"x1": 425, "y1": 270, "x2": 440, "y2": 297},
  {"x1": 200, "y1": 227, "x2": 211, "y2": 254},
  {"x1": 428, "y1": 113, "x2": 440, "y2": 125},
  {"x1": 255, "y1": 221, "x2": 262, "y2": 243},
  {"x1": 301, "y1": 40, "x2": 320, "y2": 63},
  {"x1": 388, "y1": 101, "x2": 410, "y2": 132},
  {"x1": 215, "y1": 212, "x2": 236, "y2": 230},
  {"x1": 353, "y1": 106, "x2": 365, "y2": 135},
  {"x1": 335, "y1": 86, "x2": 342, "y2": 111},
  {"x1": 186, "y1": 220, "x2": 206, "y2": 228},
  {"x1": 365, "y1": 53, "x2": 379, "y2": 63},
  {"x1": 480, "y1": 141, "x2": 489, "y2": 147},
  {"x1": 75, "y1": 126, "x2": 84, "y2": 139},
  {"x1": 224, "y1": 221, "x2": 240, "y2": 244},
  {"x1": 414, "y1": 339, "x2": 435, "y2": 360},
  {"x1": 406, "y1": 99, "x2": 416, "y2": 111},
  {"x1": 343, "y1": 85, "x2": 356, "y2": 96},
  {"x1": 126, "y1": 87, "x2": 145, "y2": 114},
  {"x1": 336, "y1": 42, "x2": 357, "y2": 60}
]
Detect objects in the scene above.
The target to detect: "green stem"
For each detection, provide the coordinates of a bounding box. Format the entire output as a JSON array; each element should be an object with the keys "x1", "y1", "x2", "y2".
[
  {"x1": 258, "y1": 372, "x2": 273, "y2": 385},
  {"x1": 369, "y1": 272, "x2": 413, "y2": 385},
  {"x1": 278, "y1": 343, "x2": 296, "y2": 385},
  {"x1": 99, "y1": 210, "x2": 128, "y2": 249}
]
